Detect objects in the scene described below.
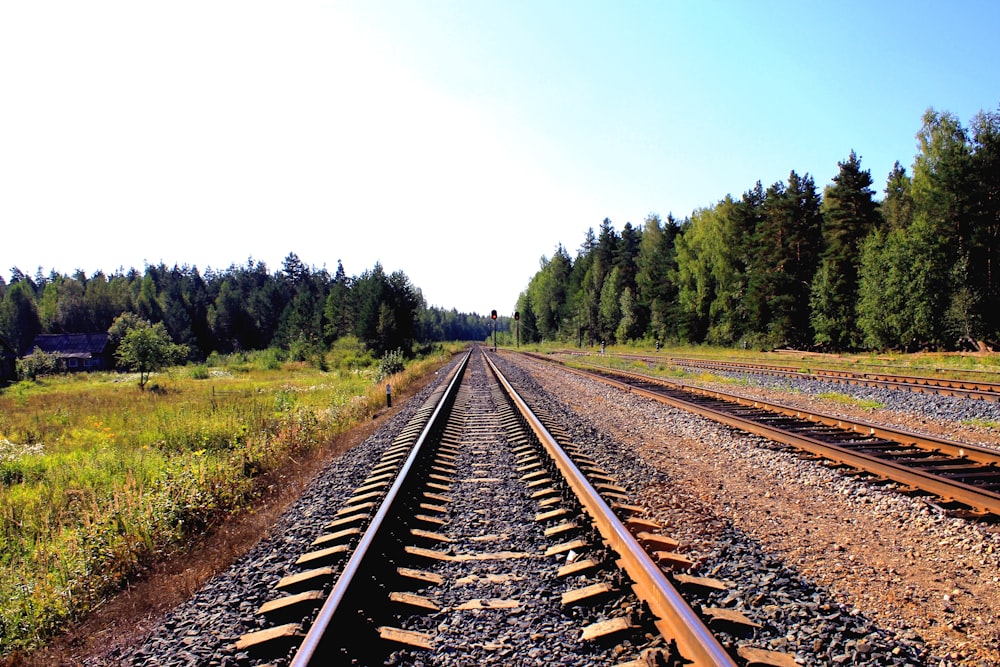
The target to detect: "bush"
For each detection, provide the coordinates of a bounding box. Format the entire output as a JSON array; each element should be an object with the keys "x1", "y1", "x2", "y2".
[
  {"x1": 16, "y1": 348, "x2": 59, "y2": 381},
  {"x1": 188, "y1": 365, "x2": 210, "y2": 379},
  {"x1": 376, "y1": 349, "x2": 405, "y2": 382},
  {"x1": 243, "y1": 348, "x2": 284, "y2": 371},
  {"x1": 328, "y1": 336, "x2": 374, "y2": 372}
]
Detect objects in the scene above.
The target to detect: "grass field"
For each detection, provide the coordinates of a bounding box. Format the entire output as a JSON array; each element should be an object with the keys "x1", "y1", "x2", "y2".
[{"x1": 0, "y1": 340, "x2": 461, "y2": 653}]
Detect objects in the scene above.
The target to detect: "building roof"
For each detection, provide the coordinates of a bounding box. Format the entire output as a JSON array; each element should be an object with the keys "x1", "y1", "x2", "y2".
[{"x1": 31, "y1": 333, "x2": 110, "y2": 358}]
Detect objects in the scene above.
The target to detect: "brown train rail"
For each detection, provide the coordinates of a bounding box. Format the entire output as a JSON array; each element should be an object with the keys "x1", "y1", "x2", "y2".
[
  {"x1": 667, "y1": 355, "x2": 1000, "y2": 401},
  {"x1": 235, "y1": 348, "x2": 794, "y2": 666},
  {"x1": 525, "y1": 352, "x2": 1000, "y2": 520}
]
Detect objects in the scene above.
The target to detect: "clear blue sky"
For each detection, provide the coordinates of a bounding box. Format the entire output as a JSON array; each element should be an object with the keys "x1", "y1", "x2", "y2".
[{"x1": 2, "y1": 1, "x2": 998, "y2": 315}]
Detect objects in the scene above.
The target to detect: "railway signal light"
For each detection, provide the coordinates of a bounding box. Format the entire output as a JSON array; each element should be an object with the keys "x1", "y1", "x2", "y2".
[{"x1": 490, "y1": 310, "x2": 497, "y2": 351}]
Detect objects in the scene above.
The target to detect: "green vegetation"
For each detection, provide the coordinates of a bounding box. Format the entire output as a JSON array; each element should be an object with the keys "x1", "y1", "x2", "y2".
[
  {"x1": 0, "y1": 255, "x2": 495, "y2": 374},
  {"x1": 113, "y1": 317, "x2": 189, "y2": 389},
  {"x1": 0, "y1": 341, "x2": 460, "y2": 653},
  {"x1": 961, "y1": 418, "x2": 1000, "y2": 430},
  {"x1": 815, "y1": 392, "x2": 884, "y2": 410}
]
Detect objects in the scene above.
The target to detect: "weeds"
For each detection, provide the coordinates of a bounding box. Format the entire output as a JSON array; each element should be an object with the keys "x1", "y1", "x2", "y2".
[
  {"x1": 816, "y1": 391, "x2": 884, "y2": 410},
  {"x1": 961, "y1": 418, "x2": 1000, "y2": 430}
]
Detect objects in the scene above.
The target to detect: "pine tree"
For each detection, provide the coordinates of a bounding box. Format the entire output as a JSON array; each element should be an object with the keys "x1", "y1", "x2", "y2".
[
  {"x1": 881, "y1": 162, "x2": 913, "y2": 231},
  {"x1": 323, "y1": 260, "x2": 353, "y2": 344},
  {"x1": 968, "y1": 109, "x2": 1000, "y2": 345},
  {"x1": 810, "y1": 151, "x2": 881, "y2": 349},
  {"x1": 746, "y1": 172, "x2": 822, "y2": 347}
]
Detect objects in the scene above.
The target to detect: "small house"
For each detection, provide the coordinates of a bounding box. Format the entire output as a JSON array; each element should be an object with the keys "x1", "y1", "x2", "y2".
[{"x1": 29, "y1": 333, "x2": 113, "y2": 372}]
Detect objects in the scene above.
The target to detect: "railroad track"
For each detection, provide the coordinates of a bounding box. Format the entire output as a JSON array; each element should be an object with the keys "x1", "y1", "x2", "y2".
[
  {"x1": 556, "y1": 350, "x2": 1000, "y2": 401},
  {"x1": 231, "y1": 347, "x2": 795, "y2": 666},
  {"x1": 525, "y1": 353, "x2": 1000, "y2": 521},
  {"x1": 664, "y1": 355, "x2": 1000, "y2": 401}
]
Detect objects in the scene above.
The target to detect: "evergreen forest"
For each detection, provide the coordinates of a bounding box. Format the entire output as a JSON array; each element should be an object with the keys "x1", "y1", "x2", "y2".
[
  {"x1": 517, "y1": 106, "x2": 1000, "y2": 352},
  {"x1": 0, "y1": 253, "x2": 496, "y2": 366}
]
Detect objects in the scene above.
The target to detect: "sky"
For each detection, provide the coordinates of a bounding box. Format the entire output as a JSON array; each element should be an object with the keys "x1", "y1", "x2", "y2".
[{"x1": 2, "y1": 1, "x2": 999, "y2": 316}]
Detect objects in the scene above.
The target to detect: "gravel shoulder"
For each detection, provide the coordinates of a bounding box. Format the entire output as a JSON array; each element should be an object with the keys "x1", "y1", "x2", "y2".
[{"x1": 513, "y1": 354, "x2": 1000, "y2": 665}]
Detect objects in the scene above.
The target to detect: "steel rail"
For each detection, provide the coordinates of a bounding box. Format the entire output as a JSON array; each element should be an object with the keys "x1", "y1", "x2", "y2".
[
  {"x1": 483, "y1": 352, "x2": 738, "y2": 667},
  {"x1": 533, "y1": 356, "x2": 1000, "y2": 517},
  {"x1": 559, "y1": 351, "x2": 1000, "y2": 399},
  {"x1": 289, "y1": 349, "x2": 472, "y2": 667},
  {"x1": 665, "y1": 356, "x2": 1000, "y2": 400},
  {"x1": 614, "y1": 366, "x2": 1000, "y2": 462}
]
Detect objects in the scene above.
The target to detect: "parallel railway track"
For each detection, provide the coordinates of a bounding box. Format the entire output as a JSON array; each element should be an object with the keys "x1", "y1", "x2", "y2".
[
  {"x1": 654, "y1": 354, "x2": 1000, "y2": 401},
  {"x1": 526, "y1": 353, "x2": 1000, "y2": 520},
  {"x1": 232, "y1": 348, "x2": 795, "y2": 666}
]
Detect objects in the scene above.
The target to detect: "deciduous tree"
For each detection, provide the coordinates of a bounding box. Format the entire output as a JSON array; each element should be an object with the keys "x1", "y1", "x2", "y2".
[{"x1": 113, "y1": 317, "x2": 188, "y2": 389}]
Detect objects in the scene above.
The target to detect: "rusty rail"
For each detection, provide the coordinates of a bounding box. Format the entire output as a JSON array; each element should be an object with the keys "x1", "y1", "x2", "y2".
[
  {"x1": 483, "y1": 353, "x2": 738, "y2": 667},
  {"x1": 666, "y1": 356, "x2": 1000, "y2": 401},
  {"x1": 525, "y1": 353, "x2": 1000, "y2": 518},
  {"x1": 288, "y1": 349, "x2": 472, "y2": 667}
]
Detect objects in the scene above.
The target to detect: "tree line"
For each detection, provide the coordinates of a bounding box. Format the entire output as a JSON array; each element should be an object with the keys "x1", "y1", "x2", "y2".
[
  {"x1": 0, "y1": 253, "x2": 495, "y2": 364},
  {"x1": 517, "y1": 105, "x2": 1000, "y2": 352}
]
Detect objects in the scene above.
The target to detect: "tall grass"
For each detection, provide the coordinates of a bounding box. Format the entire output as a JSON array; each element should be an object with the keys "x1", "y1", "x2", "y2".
[{"x1": 0, "y1": 341, "x2": 460, "y2": 653}]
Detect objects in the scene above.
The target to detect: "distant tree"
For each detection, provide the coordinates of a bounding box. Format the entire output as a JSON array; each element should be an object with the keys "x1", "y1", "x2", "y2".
[
  {"x1": 568, "y1": 228, "x2": 597, "y2": 345},
  {"x1": 674, "y1": 194, "x2": 758, "y2": 345},
  {"x1": 351, "y1": 264, "x2": 423, "y2": 355},
  {"x1": 636, "y1": 213, "x2": 679, "y2": 342},
  {"x1": 903, "y1": 108, "x2": 971, "y2": 348},
  {"x1": 515, "y1": 291, "x2": 539, "y2": 344},
  {"x1": 281, "y1": 252, "x2": 311, "y2": 286},
  {"x1": 857, "y1": 164, "x2": 916, "y2": 350},
  {"x1": 85, "y1": 271, "x2": 129, "y2": 331},
  {"x1": 207, "y1": 279, "x2": 244, "y2": 353},
  {"x1": 323, "y1": 260, "x2": 353, "y2": 344},
  {"x1": 136, "y1": 273, "x2": 163, "y2": 323},
  {"x1": 745, "y1": 172, "x2": 822, "y2": 347},
  {"x1": 244, "y1": 263, "x2": 284, "y2": 348},
  {"x1": 615, "y1": 221, "x2": 641, "y2": 293},
  {"x1": 598, "y1": 266, "x2": 622, "y2": 343},
  {"x1": 881, "y1": 162, "x2": 913, "y2": 231},
  {"x1": 159, "y1": 276, "x2": 196, "y2": 355},
  {"x1": 967, "y1": 108, "x2": 1000, "y2": 345},
  {"x1": 857, "y1": 218, "x2": 946, "y2": 350},
  {"x1": 616, "y1": 286, "x2": 641, "y2": 342},
  {"x1": 113, "y1": 318, "x2": 188, "y2": 389},
  {"x1": 0, "y1": 280, "x2": 41, "y2": 354},
  {"x1": 810, "y1": 151, "x2": 881, "y2": 349},
  {"x1": 37, "y1": 279, "x2": 61, "y2": 332},
  {"x1": 527, "y1": 245, "x2": 572, "y2": 341}
]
